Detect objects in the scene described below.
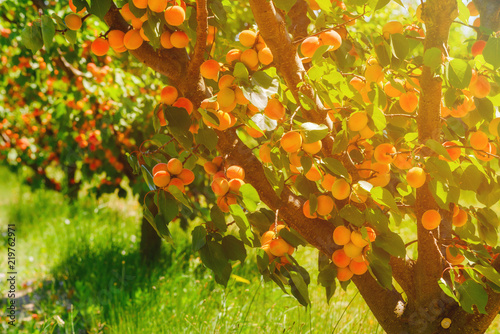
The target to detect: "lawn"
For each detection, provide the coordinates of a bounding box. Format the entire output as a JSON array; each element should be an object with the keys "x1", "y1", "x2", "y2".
[{"x1": 0, "y1": 166, "x2": 499, "y2": 333}]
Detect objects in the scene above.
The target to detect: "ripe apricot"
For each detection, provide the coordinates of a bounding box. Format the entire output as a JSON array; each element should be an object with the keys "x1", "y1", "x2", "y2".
[
  {"x1": 365, "y1": 61, "x2": 384, "y2": 83},
  {"x1": 65, "y1": 14, "x2": 82, "y2": 30},
  {"x1": 157, "y1": 108, "x2": 167, "y2": 126},
  {"x1": 91, "y1": 38, "x2": 109, "y2": 56},
  {"x1": 384, "y1": 79, "x2": 404, "y2": 98},
  {"x1": 333, "y1": 226, "x2": 351, "y2": 246},
  {"x1": 261, "y1": 230, "x2": 275, "y2": 245},
  {"x1": 177, "y1": 169, "x2": 195, "y2": 185},
  {"x1": 474, "y1": 142, "x2": 496, "y2": 162},
  {"x1": 218, "y1": 74, "x2": 235, "y2": 89},
  {"x1": 148, "y1": 0, "x2": 168, "y2": 12},
  {"x1": 153, "y1": 170, "x2": 171, "y2": 188},
  {"x1": 69, "y1": 0, "x2": 85, "y2": 14},
  {"x1": 152, "y1": 163, "x2": 169, "y2": 175},
  {"x1": 351, "y1": 231, "x2": 369, "y2": 248},
  {"x1": 172, "y1": 97, "x2": 193, "y2": 114},
  {"x1": 344, "y1": 242, "x2": 363, "y2": 258},
  {"x1": 446, "y1": 245, "x2": 465, "y2": 265},
  {"x1": 349, "y1": 77, "x2": 365, "y2": 91},
  {"x1": 305, "y1": 165, "x2": 322, "y2": 182},
  {"x1": 316, "y1": 195, "x2": 334, "y2": 216},
  {"x1": 264, "y1": 98, "x2": 286, "y2": 120},
  {"x1": 337, "y1": 267, "x2": 354, "y2": 281},
  {"x1": 469, "y1": 131, "x2": 488, "y2": 151},
  {"x1": 227, "y1": 165, "x2": 245, "y2": 180},
  {"x1": 302, "y1": 140, "x2": 322, "y2": 155},
  {"x1": 160, "y1": 31, "x2": 174, "y2": 49},
  {"x1": 200, "y1": 59, "x2": 220, "y2": 81},
  {"x1": 348, "y1": 111, "x2": 368, "y2": 132},
  {"x1": 239, "y1": 30, "x2": 257, "y2": 47},
  {"x1": 319, "y1": 30, "x2": 342, "y2": 50},
  {"x1": 332, "y1": 249, "x2": 351, "y2": 268},
  {"x1": 300, "y1": 36, "x2": 322, "y2": 58},
  {"x1": 471, "y1": 40, "x2": 486, "y2": 57},
  {"x1": 168, "y1": 178, "x2": 185, "y2": 193},
  {"x1": 382, "y1": 21, "x2": 403, "y2": 39},
  {"x1": 161, "y1": 86, "x2": 178, "y2": 105},
  {"x1": 469, "y1": 75, "x2": 491, "y2": 99},
  {"x1": 240, "y1": 49, "x2": 259, "y2": 68},
  {"x1": 164, "y1": 5, "x2": 185, "y2": 26},
  {"x1": 234, "y1": 87, "x2": 249, "y2": 105},
  {"x1": 204, "y1": 161, "x2": 218, "y2": 175},
  {"x1": 211, "y1": 177, "x2": 229, "y2": 196},
  {"x1": 124, "y1": 29, "x2": 143, "y2": 50},
  {"x1": 228, "y1": 178, "x2": 244, "y2": 193},
  {"x1": 399, "y1": 92, "x2": 419, "y2": 113},
  {"x1": 281, "y1": 131, "x2": 302, "y2": 153},
  {"x1": 270, "y1": 238, "x2": 291, "y2": 257},
  {"x1": 217, "y1": 88, "x2": 236, "y2": 108},
  {"x1": 406, "y1": 166, "x2": 426, "y2": 188},
  {"x1": 442, "y1": 141, "x2": 461, "y2": 161},
  {"x1": 167, "y1": 158, "x2": 183, "y2": 175},
  {"x1": 170, "y1": 31, "x2": 189, "y2": 48},
  {"x1": 422, "y1": 209, "x2": 441, "y2": 230},
  {"x1": 226, "y1": 49, "x2": 242, "y2": 64},
  {"x1": 303, "y1": 200, "x2": 318, "y2": 219},
  {"x1": 261, "y1": 243, "x2": 276, "y2": 261},
  {"x1": 258, "y1": 47, "x2": 273, "y2": 65},
  {"x1": 374, "y1": 143, "x2": 396, "y2": 164},
  {"x1": 452, "y1": 209, "x2": 468, "y2": 227},
  {"x1": 331, "y1": 178, "x2": 350, "y2": 200},
  {"x1": 467, "y1": 1, "x2": 478, "y2": 16},
  {"x1": 108, "y1": 30, "x2": 125, "y2": 50},
  {"x1": 366, "y1": 227, "x2": 376, "y2": 242},
  {"x1": 259, "y1": 143, "x2": 272, "y2": 163},
  {"x1": 349, "y1": 259, "x2": 368, "y2": 275},
  {"x1": 321, "y1": 174, "x2": 336, "y2": 191},
  {"x1": 368, "y1": 162, "x2": 391, "y2": 187},
  {"x1": 133, "y1": 0, "x2": 148, "y2": 8}
]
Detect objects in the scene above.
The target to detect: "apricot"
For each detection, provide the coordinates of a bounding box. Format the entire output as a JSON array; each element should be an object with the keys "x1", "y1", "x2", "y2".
[
  {"x1": 211, "y1": 177, "x2": 229, "y2": 196},
  {"x1": 108, "y1": 30, "x2": 125, "y2": 50},
  {"x1": 204, "y1": 161, "x2": 218, "y2": 175},
  {"x1": 302, "y1": 140, "x2": 322, "y2": 155},
  {"x1": 351, "y1": 231, "x2": 369, "y2": 248},
  {"x1": 261, "y1": 243, "x2": 276, "y2": 261},
  {"x1": 467, "y1": 1, "x2": 478, "y2": 16},
  {"x1": 152, "y1": 163, "x2": 169, "y2": 175},
  {"x1": 349, "y1": 77, "x2": 365, "y2": 91},
  {"x1": 471, "y1": 40, "x2": 486, "y2": 57},
  {"x1": 473, "y1": 17, "x2": 480, "y2": 27},
  {"x1": 168, "y1": 178, "x2": 185, "y2": 193},
  {"x1": 281, "y1": 131, "x2": 302, "y2": 153},
  {"x1": 399, "y1": 92, "x2": 418, "y2": 113},
  {"x1": 164, "y1": 5, "x2": 185, "y2": 26},
  {"x1": 331, "y1": 178, "x2": 350, "y2": 200},
  {"x1": 226, "y1": 49, "x2": 242, "y2": 64},
  {"x1": 133, "y1": 0, "x2": 148, "y2": 8},
  {"x1": 382, "y1": 21, "x2": 403, "y2": 39},
  {"x1": 157, "y1": 108, "x2": 167, "y2": 126},
  {"x1": 270, "y1": 238, "x2": 291, "y2": 257},
  {"x1": 167, "y1": 158, "x2": 183, "y2": 175},
  {"x1": 474, "y1": 142, "x2": 496, "y2": 162},
  {"x1": 374, "y1": 143, "x2": 396, "y2": 164},
  {"x1": 384, "y1": 79, "x2": 404, "y2": 98},
  {"x1": 259, "y1": 143, "x2": 272, "y2": 163},
  {"x1": 240, "y1": 49, "x2": 259, "y2": 68},
  {"x1": 148, "y1": 0, "x2": 168, "y2": 12},
  {"x1": 239, "y1": 30, "x2": 257, "y2": 47},
  {"x1": 69, "y1": 0, "x2": 85, "y2": 14},
  {"x1": 124, "y1": 29, "x2": 143, "y2": 50},
  {"x1": 337, "y1": 267, "x2": 354, "y2": 282},
  {"x1": 153, "y1": 170, "x2": 171, "y2": 188},
  {"x1": 172, "y1": 97, "x2": 193, "y2": 114},
  {"x1": 365, "y1": 61, "x2": 384, "y2": 83},
  {"x1": 446, "y1": 246, "x2": 465, "y2": 265},
  {"x1": 65, "y1": 14, "x2": 82, "y2": 31},
  {"x1": 305, "y1": 165, "x2": 323, "y2": 182},
  {"x1": 91, "y1": 38, "x2": 109, "y2": 56},
  {"x1": 469, "y1": 75, "x2": 491, "y2": 99},
  {"x1": 228, "y1": 178, "x2": 245, "y2": 193},
  {"x1": 303, "y1": 200, "x2": 318, "y2": 219},
  {"x1": 321, "y1": 174, "x2": 336, "y2": 191},
  {"x1": 217, "y1": 88, "x2": 236, "y2": 108},
  {"x1": 332, "y1": 249, "x2": 351, "y2": 268},
  {"x1": 258, "y1": 47, "x2": 273, "y2": 65},
  {"x1": 300, "y1": 36, "x2": 322, "y2": 58},
  {"x1": 366, "y1": 227, "x2": 377, "y2": 242},
  {"x1": 469, "y1": 131, "x2": 488, "y2": 151},
  {"x1": 316, "y1": 195, "x2": 334, "y2": 216},
  {"x1": 177, "y1": 169, "x2": 195, "y2": 185},
  {"x1": 421, "y1": 209, "x2": 441, "y2": 230},
  {"x1": 319, "y1": 30, "x2": 342, "y2": 50},
  {"x1": 218, "y1": 74, "x2": 234, "y2": 90},
  {"x1": 359, "y1": 125, "x2": 374, "y2": 139},
  {"x1": 161, "y1": 86, "x2": 178, "y2": 105},
  {"x1": 234, "y1": 87, "x2": 249, "y2": 105},
  {"x1": 170, "y1": 31, "x2": 189, "y2": 48},
  {"x1": 261, "y1": 230, "x2": 275, "y2": 245},
  {"x1": 452, "y1": 209, "x2": 468, "y2": 227},
  {"x1": 344, "y1": 242, "x2": 363, "y2": 258},
  {"x1": 226, "y1": 165, "x2": 245, "y2": 180},
  {"x1": 348, "y1": 111, "x2": 368, "y2": 132},
  {"x1": 333, "y1": 226, "x2": 351, "y2": 246},
  {"x1": 442, "y1": 141, "x2": 461, "y2": 161},
  {"x1": 406, "y1": 166, "x2": 426, "y2": 188},
  {"x1": 160, "y1": 31, "x2": 174, "y2": 49},
  {"x1": 200, "y1": 59, "x2": 220, "y2": 81},
  {"x1": 349, "y1": 259, "x2": 368, "y2": 275},
  {"x1": 263, "y1": 98, "x2": 285, "y2": 120},
  {"x1": 368, "y1": 163, "x2": 391, "y2": 188}
]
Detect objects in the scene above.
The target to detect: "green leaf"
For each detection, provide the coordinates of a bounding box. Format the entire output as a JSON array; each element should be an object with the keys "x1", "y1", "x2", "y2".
[
  {"x1": 154, "y1": 214, "x2": 173, "y2": 243},
  {"x1": 389, "y1": 33, "x2": 409, "y2": 60},
  {"x1": 339, "y1": 205, "x2": 365, "y2": 227},
  {"x1": 367, "y1": 244, "x2": 393, "y2": 290},
  {"x1": 446, "y1": 59, "x2": 472, "y2": 89},
  {"x1": 41, "y1": 15, "x2": 55, "y2": 51},
  {"x1": 483, "y1": 37, "x2": 500, "y2": 69},
  {"x1": 233, "y1": 62, "x2": 249, "y2": 80},
  {"x1": 279, "y1": 228, "x2": 308, "y2": 247},
  {"x1": 210, "y1": 205, "x2": 227, "y2": 232},
  {"x1": 89, "y1": 0, "x2": 112, "y2": 19},
  {"x1": 317, "y1": 264, "x2": 337, "y2": 303},
  {"x1": 300, "y1": 122, "x2": 329, "y2": 143},
  {"x1": 457, "y1": 280, "x2": 488, "y2": 314},
  {"x1": 423, "y1": 47, "x2": 442, "y2": 71},
  {"x1": 374, "y1": 231, "x2": 406, "y2": 258},
  {"x1": 459, "y1": 165, "x2": 484, "y2": 191},
  {"x1": 208, "y1": 0, "x2": 227, "y2": 24},
  {"x1": 196, "y1": 128, "x2": 218, "y2": 151},
  {"x1": 192, "y1": 225, "x2": 207, "y2": 251},
  {"x1": 438, "y1": 278, "x2": 459, "y2": 302},
  {"x1": 199, "y1": 240, "x2": 228, "y2": 273},
  {"x1": 156, "y1": 190, "x2": 179, "y2": 222},
  {"x1": 477, "y1": 208, "x2": 500, "y2": 229},
  {"x1": 222, "y1": 235, "x2": 247, "y2": 262},
  {"x1": 476, "y1": 181, "x2": 500, "y2": 207},
  {"x1": 251, "y1": 71, "x2": 279, "y2": 96},
  {"x1": 273, "y1": 0, "x2": 297, "y2": 11},
  {"x1": 323, "y1": 157, "x2": 350, "y2": 181},
  {"x1": 370, "y1": 187, "x2": 400, "y2": 215},
  {"x1": 20, "y1": 22, "x2": 43, "y2": 53},
  {"x1": 143, "y1": 12, "x2": 161, "y2": 50},
  {"x1": 140, "y1": 165, "x2": 156, "y2": 191},
  {"x1": 229, "y1": 205, "x2": 249, "y2": 232},
  {"x1": 289, "y1": 272, "x2": 310, "y2": 306},
  {"x1": 425, "y1": 139, "x2": 452, "y2": 161},
  {"x1": 239, "y1": 183, "x2": 260, "y2": 212},
  {"x1": 475, "y1": 265, "x2": 500, "y2": 286},
  {"x1": 164, "y1": 106, "x2": 193, "y2": 148}
]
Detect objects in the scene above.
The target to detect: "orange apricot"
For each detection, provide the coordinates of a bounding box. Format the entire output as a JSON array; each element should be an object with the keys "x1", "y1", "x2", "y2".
[
  {"x1": 200, "y1": 59, "x2": 220, "y2": 81},
  {"x1": 261, "y1": 230, "x2": 275, "y2": 245},
  {"x1": 161, "y1": 86, "x2": 178, "y2": 105},
  {"x1": 442, "y1": 141, "x2": 462, "y2": 161},
  {"x1": 172, "y1": 97, "x2": 193, "y2": 114},
  {"x1": 264, "y1": 98, "x2": 286, "y2": 120},
  {"x1": 269, "y1": 238, "x2": 291, "y2": 257},
  {"x1": 365, "y1": 61, "x2": 384, "y2": 83},
  {"x1": 148, "y1": 0, "x2": 168, "y2": 12},
  {"x1": 382, "y1": 21, "x2": 403, "y2": 39},
  {"x1": 446, "y1": 245, "x2": 465, "y2": 265},
  {"x1": 332, "y1": 249, "x2": 351, "y2": 268},
  {"x1": 259, "y1": 143, "x2": 272, "y2": 163},
  {"x1": 452, "y1": 209, "x2": 468, "y2": 227},
  {"x1": 170, "y1": 31, "x2": 189, "y2": 48},
  {"x1": 281, "y1": 131, "x2": 302, "y2": 153},
  {"x1": 469, "y1": 75, "x2": 491, "y2": 99},
  {"x1": 167, "y1": 158, "x2": 183, "y2": 175},
  {"x1": 108, "y1": 30, "x2": 125, "y2": 50},
  {"x1": 467, "y1": 1, "x2": 478, "y2": 16},
  {"x1": 399, "y1": 92, "x2": 419, "y2": 113},
  {"x1": 217, "y1": 88, "x2": 236, "y2": 108},
  {"x1": 374, "y1": 143, "x2": 396, "y2": 164},
  {"x1": 204, "y1": 161, "x2": 218, "y2": 175},
  {"x1": 302, "y1": 140, "x2": 322, "y2": 155},
  {"x1": 91, "y1": 38, "x2": 109, "y2": 56},
  {"x1": 226, "y1": 49, "x2": 242, "y2": 64},
  {"x1": 164, "y1": 5, "x2": 185, "y2": 26},
  {"x1": 124, "y1": 29, "x2": 143, "y2": 50},
  {"x1": 349, "y1": 77, "x2": 365, "y2": 91},
  {"x1": 234, "y1": 87, "x2": 249, "y2": 105},
  {"x1": 218, "y1": 74, "x2": 235, "y2": 89},
  {"x1": 261, "y1": 243, "x2": 276, "y2": 261},
  {"x1": 160, "y1": 31, "x2": 174, "y2": 49},
  {"x1": 316, "y1": 195, "x2": 334, "y2": 216},
  {"x1": 321, "y1": 174, "x2": 336, "y2": 191},
  {"x1": 319, "y1": 30, "x2": 342, "y2": 50},
  {"x1": 422, "y1": 209, "x2": 441, "y2": 230},
  {"x1": 337, "y1": 267, "x2": 354, "y2": 281},
  {"x1": 153, "y1": 170, "x2": 171, "y2": 188},
  {"x1": 350, "y1": 183, "x2": 369, "y2": 203},
  {"x1": 351, "y1": 231, "x2": 369, "y2": 248},
  {"x1": 152, "y1": 163, "x2": 169, "y2": 175},
  {"x1": 305, "y1": 165, "x2": 323, "y2": 182},
  {"x1": 471, "y1": 40, "x2": 486, "y2": 57},
  {"x1": 258, "y1": 47, "x2": 273, "y2": 65},
  {"x1": 228, "y1": 178, "x2": 245, "y2": 193},
  {"x1": 65, "y1": 14, "x2": 82, "y2": 30},
  {"x1": 343, "y1": 242, "x2": 363, "y2": 258},
  {"x1": 406, "y1": 166, "x2": 426, "y2": 188},
  {"x1": 177, "y1": 169, "x2": 195, "y2": 185},
  {"x1": 226, "y1": 165, "x2": 245, "y2": 180},
  {"x1": 69, "y1": 0, "x2": 85, "y2": 14},
  {"x1": 303, "y1": 200, "x2": 318, "y2": 219},
  {"x1": 211, "y1": 177, "x2": 229, "y2": 196},
  {"x1": 300, "y1": 36, "x2": 322, "y2": 58},
  {"x1": 240, "y1": 49, "x2": 259, "y2": 68},
  {"x1": 333, "y1": 226, "x2": 351, "y2": 246},
  {"x1": 239, "y1": 30, "x2": 257, "y2": 47},
  {"x1": 384, "y1": 79, "x2": 404, "y2": 98},
  {"x1": 474, "y1": 142, "x2": 496, "y2": 162},
  {"x1": 366, "y1": 227, "x2": 376, "y2": 242},
  {"x1": 331, "y1": 178, "x2": 350, "y2": 200},
  {"x1": 133, "y1": 0, "x2": 148, "y2": 8},
  {"x1": 349, "y1": 259, "x2": 368, "y2": 275},
  {"x1": 348, "y1": 111, "x2": 368, "y2": 132},
  {"x1": 469, "y1": 131, "x2": 488, "y2": 151}
]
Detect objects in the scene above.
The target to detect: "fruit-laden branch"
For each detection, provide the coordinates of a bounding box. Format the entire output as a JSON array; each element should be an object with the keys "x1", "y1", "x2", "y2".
[
  {"x1": 474, "y1": 0, "x2": 500, "y2": 38},
  {"x1": 415, "y1": 0, "x2": 457, "y2": 312}
]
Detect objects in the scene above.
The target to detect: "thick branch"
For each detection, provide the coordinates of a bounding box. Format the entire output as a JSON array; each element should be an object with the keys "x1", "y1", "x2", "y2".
[
  {"x1": 185, "y1": 0, "x2": 208, "y2": 93},
  {"x1": 474, "y1": 0, "x2": 500, "y2": 39}
]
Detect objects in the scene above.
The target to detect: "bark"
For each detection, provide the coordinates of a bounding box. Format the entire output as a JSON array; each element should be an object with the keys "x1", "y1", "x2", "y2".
[{"x1": 474, "y1": 0, "x2": 500, "y2": 39}]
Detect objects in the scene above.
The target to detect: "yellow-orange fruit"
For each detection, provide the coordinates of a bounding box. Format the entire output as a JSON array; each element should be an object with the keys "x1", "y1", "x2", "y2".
[
  {"x1": 349, "y1": 259, "x2": 368, "y2": 275},
  {"x1": 348, "y1": 111, "x2": 368, "y2": 132},
  {"x1": 200, "y1": 59, "x2": 220, "y2": 81},
  {"x1": 234, "y1": 87, "x2": 249, "y2": 105},
  {"x1": 91, "y1": 38, "x2": 109, "y2": 56},
  {"x1": 133, "y1": 0, "x2": 148, "y2": 8},
  {"x1": 305, "y1": 165, "x2": 322, "y2": 182},
  {"x1": 211, "y1": 177, "x2": 229, "y2": 196},
  {"x1": 471, "y1": 40, "x2": 486, "y2": 57},
  {"x1": 384, "y1": 79, "x2": 404, "y2": 98},
  {"x1": 359, "y1": 125, "x2": 375, "y2": 139},
  {"x1": 226, "y1": 49, "x2": 242, "y2": 64},
  {"x1": 261, "y1": 231, "x2": 275, "y2": 245},
  {"x1": 157, "y1": 108, "x2": 167, "y2": 126},
  {"x1": 337, "y1": 267, "x2": 354, "y2": 281},
  {"x1": 469, "y1": 131, "x2": 488, "y2": 151},
  {"x1": 406, "y1": 166, "x2": 426, "y2": 188},
  {"x1": 382, "y1": 21, "x2": 403, "y2": 39},
  {"x1": 69, "y1": 0, "x2": 86, "y2": 14},
  {"x1": 302, "y1": 140, "x2": 322, "y2": 155},
  {"x1": 204, "y1": 161, "x2": 218, "y2": 175},
  {"x1": 226, "y1": 165, "x2": 245, "y2": 180},
  {"x1": 228, "y1": 178, "x2": 245, "y2": 194},
  {"x1": 374, "y1": 143, "x2": 396, "y2": 164},
  {"x1": 332, "y1": 249, "x2": 351, "y2": 268},
  {"x1": 258, "y1": 47, "x2": 273, "y2": 65},
  {"x1": 239, "y1": 30, "x2": 257, "y2": 47},
  {"x1": 331, "y1": 178, "x2": 350, "y2": 200},
  {"x1": 172, "y1": 97, "x2": 194, "y2": 114},
  {"x1": 446, "y1": 246, "x2": 465, "y2": 265},
  {"x1": 469, "y1": 75, "x2": 491, "y2": 99},
  {"x1": 153, "y1": 170, "x2": 171, "y2": 188},
  {"x1": 316, "y1": 195, "x2": 334, "y2": 216},
  {"x1": 343, "y1": 242, "x2": 363, "y2": 258},
  {"x1": 161, "y1": 86, "x2": 178, "y2": 105},
  {"x1": 131, "y1": 17, "x2": 144, "y2": 29},
  {"x1": 217, "y1": 88, "x2": 236, "y2": 108},
  {"x1": 399, "y1": 92, "x2": 419, "y2": 113},
  {"x1": 261, "y1": 243, "x2": 276, "y2": 261},
  {"x1": 269, "y1": 238, "x2": 290, "y2": 257},
  {"x1": 153, "y1": 163, "x2": 169, "y2": 175},
  {"x1": 218, "y1": 74, "x2": 235, "y2": 90},
  {"x1": 333, "y1": 226, "x2": 351, "y2": 246},
  {"x1": 475, "y1": 142, "x2": 496, "y2": 162},
  {"x1": 167, "y1": 158, "x2": 183, "y2": 175},
  {"x1": 168, "y1": 178, "x2": 185, "y2": 193},
  {"x1": 349, "y1": 77, "x2": 365, "y2": 91},
  {"x1": 160, "y1": 31, "x2": 174, "y2": 49},
  {"x1": 300, "y1": 36, "x2": 322, "y2": 58},
  {"x1": 452, "y1": 209, "x2": 468, "y2": 227},
  {"x1": 108, "y1": 30, "x2": 125, "y2": 49},
  {"x1": 65, "y1": 14, "x2": 82, "y2": 31},
  {"x1": 240, "y1": 49, "x2": 259, "y2": 68},
  {"x1": 322, "y1": 174, "x2": 336, "y2": 191},
  {"x1": 264, "y1": 98, "x2": 286, "y2": 120},
  {"x1": 148, "y1": 0, "x2": 168, "y2": 12},
  {"x1": 124, "y1": 29, "x2": 144, "y2": 50},
  {"x1": 164, "y1": 5, "x2": 185, "y2": 26},
  {"x1": 442, "y1": 141, "x2": 462, "y2": 161},
  {"x1": 365, "y1": 62, "x2": 384, "y2": 83},
  {"x1": 177, "y1": 169, "x2": 195, "y2": 185},
  {"x1": 319, "y1": 30, "x2": 342, "y2": 50},
  {"x1": 281, "y1": 131, "x2": 302, "y2": 153},
  {"x1": 351, "y1": 231, "x2": 369, "y2": 248},
  {"x1": 422, "y1": 209, "x2": 441, "y2": 230},
  {"x1": 170, "y1": 31, "x2": 189, "y2": 48},
  {"x1": 259, "y1": 143, "x2": 272, "y2": 163},
  {"x1": 467, "y1": 1, "x2": 478, "y2": 16},
  {"x1": 303, "y1": 200, "x2": 317, "y2": 219},
  {"x1": 366, "y1": 227, "x2": 377, "y2": 242}
]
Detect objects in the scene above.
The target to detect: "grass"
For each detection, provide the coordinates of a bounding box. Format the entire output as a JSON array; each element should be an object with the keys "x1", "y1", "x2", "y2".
[{"x1": 0, "y1": 165, "x2": 498, "y2": 333}]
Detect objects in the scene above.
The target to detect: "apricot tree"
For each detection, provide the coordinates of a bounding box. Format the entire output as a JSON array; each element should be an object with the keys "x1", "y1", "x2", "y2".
[{"x1": 10, "y1": 0, "x2": 500, "y2": 332}]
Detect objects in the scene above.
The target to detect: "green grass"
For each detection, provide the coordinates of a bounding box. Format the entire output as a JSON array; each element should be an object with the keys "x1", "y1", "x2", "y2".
[{"x1": 0, "y1": 166, "x2": 498, "y2": 333}]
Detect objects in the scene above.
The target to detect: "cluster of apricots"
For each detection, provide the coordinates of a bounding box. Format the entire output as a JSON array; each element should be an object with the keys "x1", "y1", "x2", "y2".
[
  {"x1": 300, "y1": 29, "x2": 343, "y2": 59},
  {"x1": 260, "y1": 222, "x2": 295, "y2": 268},
  {"x1": 332, "y1": 226, "x2": 376, "y2": 281},
  {"x1": 203, "y1": 158, "x2": 246, "y2": 213},
  {"x1": 152, "y1": 158, "x2": 195, "y2": 192},
  {"x1": 157, "y1": 85, "x2": 195, "y2": 126}
]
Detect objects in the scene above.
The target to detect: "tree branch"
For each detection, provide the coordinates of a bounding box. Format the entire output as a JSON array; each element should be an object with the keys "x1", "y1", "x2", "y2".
[
  {"x1": 186, "y1": 0, "x2": 208, "y2": 86},
  {"x1": 474, "y1": 0, "x2": 500, "y2": 39}
]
